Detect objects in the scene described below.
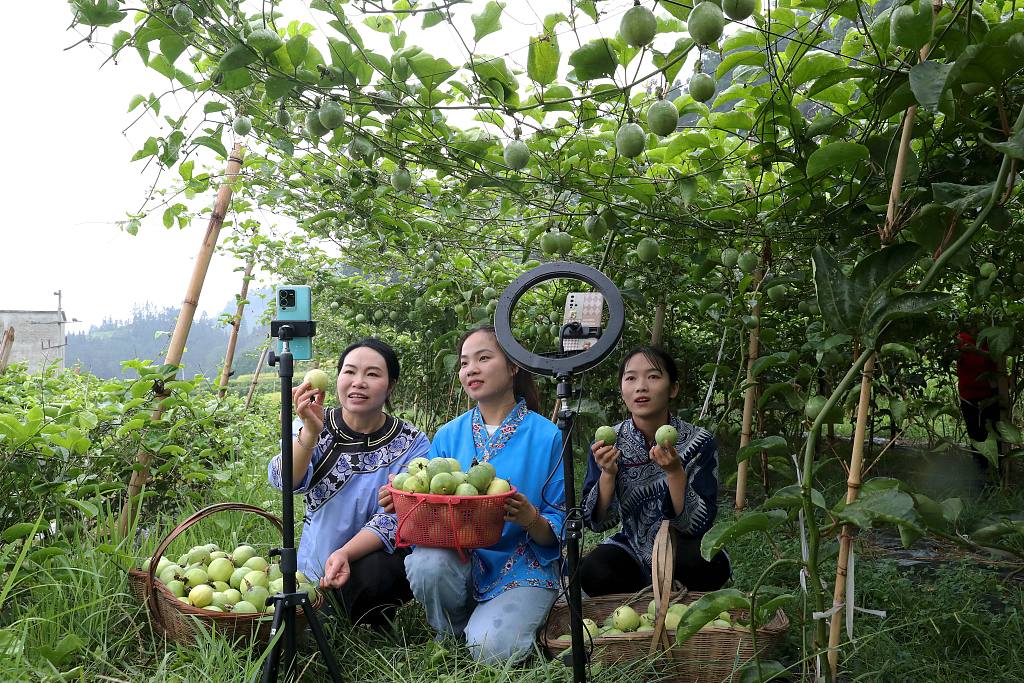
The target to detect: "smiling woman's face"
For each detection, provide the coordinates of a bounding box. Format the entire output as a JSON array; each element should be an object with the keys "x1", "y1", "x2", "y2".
[
  {"x1": 458, "y1": 330, "x2": 515, "y2": 406},
  {"x1": 337, "y1": 346, "x2": 392, "y2": 416},
  {"x1": 619, "y1": 352, "x2": 678, "y2": 420}
]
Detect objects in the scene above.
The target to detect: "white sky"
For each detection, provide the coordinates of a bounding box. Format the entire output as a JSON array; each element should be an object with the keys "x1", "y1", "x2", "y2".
[{"x1": 1, "y1": 1, "x2": 689, "y2": 331}]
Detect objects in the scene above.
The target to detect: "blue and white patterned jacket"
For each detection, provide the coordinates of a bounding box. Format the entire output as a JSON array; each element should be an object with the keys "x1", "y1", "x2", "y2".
[{"x1": 581, "y1": 415, "x2": 719, "y2": 571}]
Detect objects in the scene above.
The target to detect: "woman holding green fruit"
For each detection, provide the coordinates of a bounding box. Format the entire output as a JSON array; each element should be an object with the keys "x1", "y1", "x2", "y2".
[
  {"x1": 384, "y1": 325, "x2": 566, "y2": 664},
  {"x1": 579, "y1": 346, "x2": 730, "y2": 597},
  {"x1": 267, "y1": 338, "x2": 429, "y2": 629}
]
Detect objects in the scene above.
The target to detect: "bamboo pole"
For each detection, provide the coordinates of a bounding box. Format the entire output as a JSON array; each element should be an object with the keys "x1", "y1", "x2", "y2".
[
  {"x1": 826, "y1": 354, "x2": 875, "y2": 672},
  {"x1": 117, "y1": 144, "x2": 245, "y2": 536},
  {"x1": 218, "y1": 257, "x2": 256, "y2": 398},
  {"x1": 244, "y1": 344, "x2": 270, "y2": 410},
  {"x1": 734, "y1": 271, "x2": 762, "y2": 511},
  {"x1": 0, "y1": 327, "x2": 14, "y2": 374}
]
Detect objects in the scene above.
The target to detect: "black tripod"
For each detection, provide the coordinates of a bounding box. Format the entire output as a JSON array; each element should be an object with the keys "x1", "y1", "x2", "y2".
[{"x1": 261, "y1": 325, "x2": 342, "y2": 683}]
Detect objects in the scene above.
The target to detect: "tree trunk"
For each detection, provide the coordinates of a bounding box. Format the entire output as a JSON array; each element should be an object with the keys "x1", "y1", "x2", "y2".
[
  {"x1": 218, "y1": 257, "x2": 256, "y2": 398},
  {"x1": 651, "y1": 294, "x2": 667, "y2": 346},
  {"x1": 117, "y1": 144, "x2": 245, "y2": 537}
]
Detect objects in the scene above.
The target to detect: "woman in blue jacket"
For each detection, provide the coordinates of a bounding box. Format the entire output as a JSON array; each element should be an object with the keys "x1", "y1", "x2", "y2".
[{"x1": 391, "y1": 325, "x2": 565, "y2": 664}]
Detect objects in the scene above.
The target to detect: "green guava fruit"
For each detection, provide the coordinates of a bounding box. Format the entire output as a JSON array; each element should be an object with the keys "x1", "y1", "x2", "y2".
[
  {"x1": 637, "y1": 237, "x2": 660, "y2": 263},
  {"x1": 620, "y1": 4, "x2": 658, "y2": 47},
  {"x1": 303, "y1": 369, "x2": 331, "y2": 392},
  {"x1": 615, "y1": 122, "x2": 646, "y2": 158},
  {"x1": 646, "y1": 99, "x2": 679, "y2": 136},
  {"x1": 455, "y1": 482, "x2": 480, "y2": 496},
  {"x1": 595, "y1": 425, "x2": 617, "y2": 445},
  {"x1": 503, "y1": 140, "x2": 530, "y2": 170},
  {"x1": 486, "y1": 477, "x2": 512, "y2": 495},
  {"x1": 688, "y1": 2, "x2": 725, "y2": 46},
  {"x1": 655, "y1": 424, "x2": 678, "y2": 447},
  {"x1": 189, "y1": 584, "x2": 215, "y2": 608}
]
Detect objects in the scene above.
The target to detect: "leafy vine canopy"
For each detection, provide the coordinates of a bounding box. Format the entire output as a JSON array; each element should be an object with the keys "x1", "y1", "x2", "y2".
[{"x1": 67, "y1": 0, "x2": 1023, "y2": 344}]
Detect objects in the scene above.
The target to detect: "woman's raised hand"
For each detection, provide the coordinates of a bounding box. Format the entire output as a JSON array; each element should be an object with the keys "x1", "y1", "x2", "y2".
[
  {"x1": 649, "y1": 443, "x2": 683, "y2": 474},
  {"x1": 293, "y1": 381, "x2": 325, "y2": 436},
  {"x1": 591, "y1": 440, "x2": 620, "y2": 476}
]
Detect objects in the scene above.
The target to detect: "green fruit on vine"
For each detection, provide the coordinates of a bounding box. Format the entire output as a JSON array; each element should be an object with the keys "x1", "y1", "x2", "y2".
[
  {"x1": 189, "y1": 584, "x2": 215, "y2": 608},
  {"x1": 303, "y1": 369, "x2": 331, "y2": 392},
  {"x1": 655, "y1": 424, "x2": 678, "y2": 447},
  {"x1": 890, "y1": 2, "x2": 931, "y2": 50},
  {"x1": 232, "y1": 600, "x2": 258, "y2": 614},
  {"x1": 646, "y1": 99, "x2": 679, "y2": 136},
  {"x1": 584, "y1": 214, "x2": 608, "y2": 241},
  {"x1": 424, "y1": 258, "x2": 436, "y2": 270},
  {"x1": 767, "y1": 284, "x2": 787, "y2": 303},
  {"x1": 207, "y1": 557, "x2": 235, "y2": 584},
  {"x1": 246, "y1": 27, "x2": 284, "y2": 56},
  {"x1": 689, "y1": 72, "x2": 716, "y2": 103},
  {"x1": 355, "y1": 313, "x2": 367, "y2": 324},
  {"x1": 615, "y1": 122, "x2": 646, "y2": 158},
  {"x1": 620, "y1": 3, "x2": 658, "y2": 47},
  {"x1": 374, "y1": 310, "x2": 385, "y2": 322},
  {"x1": 556, "y1": 232, "x2": 574, "y2": 256},
  {"x1": 391, "y1": 167, "x2": 412, "y2": 191},
  {"x1": 979, "y1": 262, "x2": 997, "y2": 278},
  {"x1": 232, "y1": 116, "x2": 252, "y2": 136},
  {"x1": 349, "y1": 134, "x2": 375, "y2": 160},
  {"x1": 737, "y1": 251, "x2": 758, "y2": 274},
  {"x1": 482, "y1": 286, "x2": 498, "y2": 300},
  {"x1": 305, "y1": 110, "x2": 330, "y2": 138},
  {"x1": 805, "y1": 395, "x2": 842, "y2": 423},
  {"x1": 743, "y1": 314, "x2": 760, "y2": 330},
  {"x1": 637, "y1": 237, "x2": 660, "y2": 263},
  {"x1": 503, "y1": 140, "x2": 530, "y2": 170},
  {"x1": 595, "y1": 425, "x2": 617, "y2": 445},
  {"x1": 723, "y1": 0, "x2": 756, "y2": 20},
  {"x1": 540, "y1": 231, "x2": 560, "y2": 255},
  {"x1": 687, "y1": 2, "x2": 725, "y2": 46},
  {"x1": 171, "y1": 3, "x2": 193, "y2": 26},
  {"x1": 389, "y1": 311, "x2": 399, "y2": 321},
  {"x1": 275, "y1": 107, "x2": 291, "y2": 128},
  {"x1": 720, "y1": 248, "x2": 739, "y2": 268},
  {"x1": 318, "y1": 100, "x2": 345, "y2": 130}
]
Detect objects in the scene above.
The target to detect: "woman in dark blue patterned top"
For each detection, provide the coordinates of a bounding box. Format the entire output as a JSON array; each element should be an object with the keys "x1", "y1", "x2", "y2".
[{"x1": 579, "y1": 346, "x2": 730, "y2": 596}]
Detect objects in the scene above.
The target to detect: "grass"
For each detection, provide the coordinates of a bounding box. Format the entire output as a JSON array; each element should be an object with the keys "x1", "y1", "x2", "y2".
[{"x1": 2, "y1": 419, "x2": 1022, "y2": 682}]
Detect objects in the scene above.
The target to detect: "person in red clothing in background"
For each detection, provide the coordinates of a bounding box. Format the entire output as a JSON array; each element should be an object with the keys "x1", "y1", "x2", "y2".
[{"x1": 955, "y1": 330, "x2": 1001, "y2": 471}]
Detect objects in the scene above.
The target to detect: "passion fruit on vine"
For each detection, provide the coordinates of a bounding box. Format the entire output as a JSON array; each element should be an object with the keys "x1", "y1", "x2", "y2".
[
  {"x1": 615, "y1": 122, "x2": 646, "y2": 158},
  {"x1": 620, "y1": 3, "x2": 658, "y2": 47},
  {"x1": 646, "y1": 99, "x2": 679, "y2": 136}
]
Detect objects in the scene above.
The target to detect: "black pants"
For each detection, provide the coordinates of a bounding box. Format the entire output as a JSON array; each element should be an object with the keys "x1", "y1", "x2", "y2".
[
  {"x1": 578, "y1": 538, "x2": 731, "y2": 598},
  {"x1": 960, "y1": 397, "x2": 1000, "y2": 469},
  {"x1": 329, "y1": 547, "x2": 413, "y2": 629}
]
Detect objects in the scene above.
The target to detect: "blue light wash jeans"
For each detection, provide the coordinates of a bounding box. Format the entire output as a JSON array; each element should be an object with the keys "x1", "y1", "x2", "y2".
[{"x1": 405, "y1": 547, "x2": 558, "y2": 664}]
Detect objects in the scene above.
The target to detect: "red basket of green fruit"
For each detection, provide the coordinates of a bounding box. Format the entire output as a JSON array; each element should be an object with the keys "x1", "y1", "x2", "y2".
[{"x1": 388, "y1": 456, "x2": 515, "y2": 556}]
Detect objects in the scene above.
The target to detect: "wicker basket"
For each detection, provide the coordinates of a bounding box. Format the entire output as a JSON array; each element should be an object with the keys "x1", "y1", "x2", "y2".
[
  {"x1": 389, "y1": 484, "x2": 515, "y2": 558},
  {"x1": 541, "y1": 521, "x2": 789, "y2": 683},
  {"x1": 127, "y1": 502, "x2": 324, "y2": 646}
]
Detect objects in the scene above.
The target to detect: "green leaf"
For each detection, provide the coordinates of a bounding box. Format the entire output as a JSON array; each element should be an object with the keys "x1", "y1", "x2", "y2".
[
  {"x1": 931, "y1": 182, "x2": 994, "y2": 211},
  {"x1": 864, "y1": 292, "x2": 952, "y2": 337},
  {"x1": 908, "y1": 60, "x2": 953, "y2": 113},
  {"x1": 701, "y1": 510, "x2": 787, "y2": 561},
  {"x1": 834, "y1": 488, "x2": 920, "y2": 531},
  {"x1": 764, "y1": 484, "x2": 827, "y2": 510},
  {"x1": 471, "y1": 1, "x2": 504, "y2": 42},
  {"x1": 1, "y1": 522, "x2": 36, "y2": 543},
  {"x1": 192, "y1": 134, "x2": 227, "y2": 159},
  {"x1": 70, "y1": 0, "x2": 126, "y2": 27},
  {"x1": 217, "y1": 43, "x2": 258, "y2": 73},
  {"x1": 653, "y1": 38, "x2": 695, "y2": 83},
  {"x1": 408, "y1": 51, "x2": 457, "y2": 90},
  {"x1": 674, "y1": 589, "x2": 751, "y2": 644},
  {"x1": 812, "y1": 246, "x2": 855, "y2": 334},
  {"x1": 978, "y1": 325, "x2": 1014, "y2": 357},
  {"x1": 528, "y1": 34, "x2": 560, "y2": 86},
  {"x1": 735, "y1": 435, "x2": 790, "y2": 463},
  {"x1": 568, "y1": 39, "x2": 619, "y2": 81},
  {"x1": 422, "y1": 9, "x2": 445, "y2": 28},
  {"x1": 286, "y1": 34, "x2": 309, "y2": 66},
  {"x1": 983, "y1": 129, "x2": 1024, "y2": 160},
  {"x1": 750, "y1": 352, "x2": 791, "y2": 379},
  {"x1": 805, "y1": 141, "x2": 869, "y2": 177}
]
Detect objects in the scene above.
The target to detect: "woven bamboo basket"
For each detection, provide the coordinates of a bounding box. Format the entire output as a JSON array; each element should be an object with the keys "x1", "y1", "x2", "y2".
[
  {"x1": 127, "y1": 502, "x2": 324, "y2": 646},
  {"x1": 541, "y1": 521, "x2": 789, "y2": 683}
]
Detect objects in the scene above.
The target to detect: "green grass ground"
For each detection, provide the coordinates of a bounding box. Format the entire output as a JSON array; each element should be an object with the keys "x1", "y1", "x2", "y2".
[{"x1": 2, "y1": 420, "x2": 1022, "y2": 682}]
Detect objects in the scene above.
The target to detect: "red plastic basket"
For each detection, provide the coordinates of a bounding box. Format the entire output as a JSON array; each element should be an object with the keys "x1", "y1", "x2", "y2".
[{"x1": 388, "y1": 484, "x2": 516, "y2": 559}]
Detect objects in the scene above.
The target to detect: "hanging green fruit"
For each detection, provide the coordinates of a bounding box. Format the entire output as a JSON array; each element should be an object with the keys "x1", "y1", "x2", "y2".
[
  {"x1": 615, "y1": 122, "x2": 646, "y2": 158},
  {"x1": 646, "y1": 99, "x2": 679, "y2": 136},
  {"x1": 620, "y1": 3, "x2": 658, "y2": 47}
]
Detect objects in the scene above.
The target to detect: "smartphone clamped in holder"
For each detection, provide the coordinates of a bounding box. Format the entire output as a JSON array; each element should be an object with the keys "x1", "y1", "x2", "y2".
[
  {"x1": 560, "y1": 292, "x2": 604, "y2": 353},
  {"x1": 274, "y1": 285, "x2": 314, "y2": 361}
]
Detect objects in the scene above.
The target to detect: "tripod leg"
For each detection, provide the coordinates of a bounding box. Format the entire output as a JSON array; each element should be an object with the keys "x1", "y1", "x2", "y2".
[
  {"x1": 302, "y1": 600, "x2": 344, "y2": 683},
  {"x1": 260, "y1": 607, "x2": 286, "y2": 683}
]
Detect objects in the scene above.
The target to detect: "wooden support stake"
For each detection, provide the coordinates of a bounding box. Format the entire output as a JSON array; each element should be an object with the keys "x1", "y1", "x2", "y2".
[
  {"x1": 244, "y1": 344, "x2": 270, "y2": 410},
  {"x1": 0, "y1": 327, "x2": 14, "y2": 374},
  {"x1": 651, "y1": 293, "x2": 667, "y2": 347},
  {"x1": 826, "y1": 355, "x2": 875, "y2": 672},
  {"x1": 734, "y1": 272, "x2": 762, "y2": 511},
  {"x1": 218, "y1": 257, "x2": 256, "y2": 398},
  {"x1": 117, "y1": 144, "x2": 245, "y2": 536}
]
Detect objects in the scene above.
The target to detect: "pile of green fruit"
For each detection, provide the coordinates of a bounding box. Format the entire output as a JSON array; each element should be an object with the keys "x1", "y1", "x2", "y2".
[
  {"x1": 142, "y1": 543, "x2": 317, "y2": 615},
  {"x1": 392, "y1": 457, "x2": 512, "y2": 497},
  {"x1": 557, "y1": 600, "x2": 746, "y2": 641}
]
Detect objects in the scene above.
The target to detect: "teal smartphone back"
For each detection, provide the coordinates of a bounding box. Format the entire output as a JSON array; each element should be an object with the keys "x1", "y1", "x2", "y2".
[{"x1": 276, "y1": 285, "x2": 313, "y2": 361}]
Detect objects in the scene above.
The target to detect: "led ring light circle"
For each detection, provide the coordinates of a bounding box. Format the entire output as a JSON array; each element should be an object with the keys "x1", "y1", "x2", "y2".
[{"x1": 493, "y1": 262, "x2": 625, "y2": 376}]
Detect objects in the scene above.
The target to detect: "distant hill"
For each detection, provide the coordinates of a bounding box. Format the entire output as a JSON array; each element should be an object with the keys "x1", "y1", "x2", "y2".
[{"x1": 67, "y1": 289, "x2": 274, "y2": 379}]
